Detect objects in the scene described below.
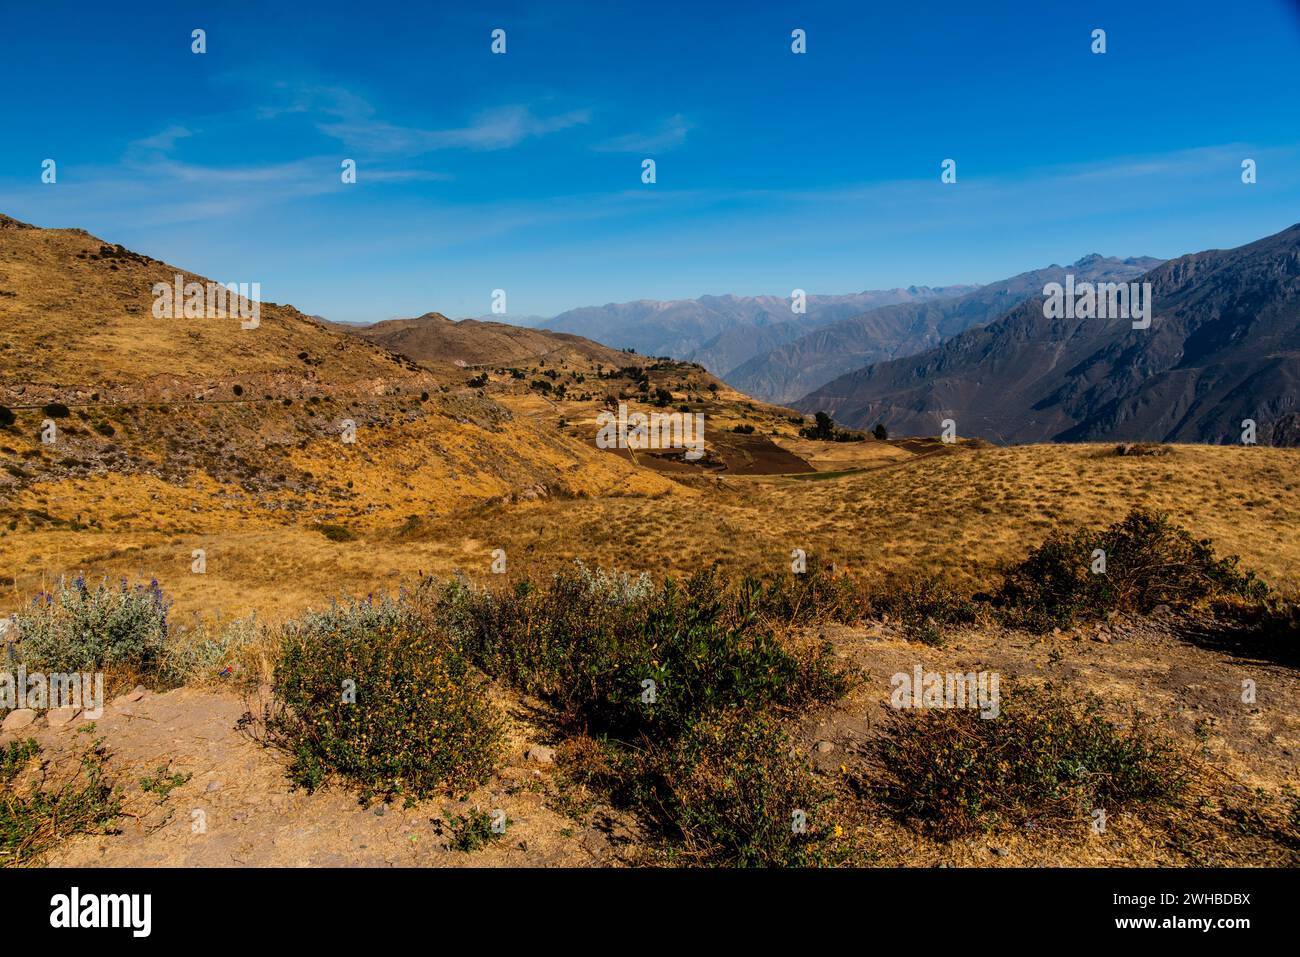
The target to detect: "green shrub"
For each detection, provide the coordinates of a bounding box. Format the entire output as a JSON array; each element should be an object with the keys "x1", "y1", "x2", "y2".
[
  {"x1": 0, "y1": 406, "x2": 14, "y2": 428},
  {"x1": 438, "y1": 808, "x2": 506, "y2": 852},
  {"x1": 434, "y1": 564, "x2": 845, "y2": 741},
  {"x1": 876, "y1": 574, "x2": 977, "y2": 645},
  {"x1": 741, "y1": 554, "x2": 867, "y2": 626},
  {"x1": 41, "y1": 403, "x2": 70, "y2": 418},
  {"x1": 430, "y1": 564, "x2": 849, "y2": 864},
  {"x1": 658, "y1": 708, "x2": 829, "y2": 866},
  {"x1": 870, "y1": 682, "x2": 1186, "y2": 837},
  {"x1": 998, "y1": 509, "x2": 1268, "y2": 630},
  {"x1": 0, "y1": 740, "x2": 39, "y2": 787},
  {"x1": 16, "y1": 577, "x2": 170, "y2": 674},
  {"x1": 266, "y1": 598, "x2": 502, "y2": 804},
  {"x1": 139, "y1": 763, "x2": 191, "y2": 803},
  {"x1": 1, "y1": 737, "x2": 120, "y2": 866}
]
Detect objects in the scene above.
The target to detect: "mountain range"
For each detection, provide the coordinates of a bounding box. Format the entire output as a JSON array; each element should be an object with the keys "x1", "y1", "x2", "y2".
[
  {"x1": 794, "y1": 224, "x2": 1300, "y2": 445},
  {"x1": 727, "y1": 255, "x2": 1164, "y2": 404},
  {"x1": 529, "y1": 286, "x2": 977, "y2": 375}
]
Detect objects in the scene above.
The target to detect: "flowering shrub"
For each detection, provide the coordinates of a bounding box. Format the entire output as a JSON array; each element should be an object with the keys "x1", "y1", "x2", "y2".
[
  {"x1": 266, "y1": 596, "x2": 501, "y2": 804},
  {"x1": 15, "y1": 577, "x2": 170, "y2": 673}
]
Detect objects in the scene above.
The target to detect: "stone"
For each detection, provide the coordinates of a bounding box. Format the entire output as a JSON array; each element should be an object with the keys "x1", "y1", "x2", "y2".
[
  {"x1": 525, "y1": 745, "x2": 556, "y2": 765},
  {"x1": 1, "y1": 709, "x2": 37, "y2": 732},
  {"x1": 46, "y1": 706, "x2": 81, "y2": 729},
  {"x1": 814, "y1": 740, "x2": 835, "y2": 754}
]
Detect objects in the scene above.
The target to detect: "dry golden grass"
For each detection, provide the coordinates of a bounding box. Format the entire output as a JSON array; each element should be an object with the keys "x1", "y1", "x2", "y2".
[
  {"x1": 4, "y1": 443, "x2": 1297, "y2": 627},
  {"x1": 0, "y1": 223, "x2": 425, "y2": 396},
  {"x1": 771, "y1": 434, "x2": 915, "y2": 471},
  {"x1": 389, "y1": 443, "x2": 1300, "y2": 593}
]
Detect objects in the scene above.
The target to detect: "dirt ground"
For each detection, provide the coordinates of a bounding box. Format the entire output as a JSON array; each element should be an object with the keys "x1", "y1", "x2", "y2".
[
  {"x1": 10, "y1": 608, "x2": 1296, "y2": 868},
  {"x1": 22, "y1": 683, "x2": 630, "y2": 868}
]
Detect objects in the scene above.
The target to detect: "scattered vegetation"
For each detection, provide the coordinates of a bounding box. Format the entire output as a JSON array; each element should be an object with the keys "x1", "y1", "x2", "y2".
[
  {"x1": 438, "y1": 808, "x2": 507, "y2": 852},
  {"x1": 431, "y1": 562, "x2": 849, "y2": 864},
  {"x1": 870, "y1": 682, "x2": 1187, "y2": 837},
  {"x1": 799, "y1": 410, "x2": 864, "y2": 442},
  {"x1": 655, "y1": 708, "x2": 830, "y2": 865},
  {"x1": 157, "y1": 615, "x2": 262, "y2": 687},
  {"x1": 1, "y1": 737, "x2": 120, "y2": 866},
  {"x1": 1114, "y1": 442, "x2": 1172, "y2": 457},
  {"x1": 744, "y1": 554, "x2": 867, "y2": 626},
  {"x1": 997, "y1": 508, "x2": 1269, "y2": 631},
  {"x1": 434, "y1": 563, "x2": 847, "y2": 741},
  {"x1": 875, "y1": 573, "x2": 978, "y2": 645},
  {"x1": 139, "y1": 763, "x2": 191, "y2": 803},
  {"x1": 314, "y1": 523, "x2": 357, "y2": 543}
]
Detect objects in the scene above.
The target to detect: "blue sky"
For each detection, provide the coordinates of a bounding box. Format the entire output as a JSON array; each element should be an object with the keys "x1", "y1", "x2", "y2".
[{"x1": 2, "y1": 0, "x2": 1298, "y2": 323}]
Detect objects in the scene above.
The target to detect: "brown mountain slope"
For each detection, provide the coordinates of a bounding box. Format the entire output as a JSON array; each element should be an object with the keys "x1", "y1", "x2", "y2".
[
  {"x1": 795, "y1": 224, "x2": 1300, "y2": 445},
  {"x1": 344, "y1": 312, "x2": 639, "y2": 370},
  {"x1": 0, "y1": 215, "x2": 429, "y2": 407}
]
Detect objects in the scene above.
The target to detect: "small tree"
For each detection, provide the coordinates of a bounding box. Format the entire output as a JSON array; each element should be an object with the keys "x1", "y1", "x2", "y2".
[
  {"x1": 873, "y1": 423, "x2": 888, "y2": 441},
  {"x1": 800, "y1": 411, "x2": 836, "y2": 441}
]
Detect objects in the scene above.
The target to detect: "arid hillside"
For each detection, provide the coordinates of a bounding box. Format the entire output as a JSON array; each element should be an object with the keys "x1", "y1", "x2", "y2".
[
  {"x1": 0, "y1": 214, "x2": 691, "y2": 616},
  {"x1": 0, "y1": 214, "x2": 436, "y2": 406},
  {"x1": 342, "y1": 311, "x2": 642, "y2": 371}
]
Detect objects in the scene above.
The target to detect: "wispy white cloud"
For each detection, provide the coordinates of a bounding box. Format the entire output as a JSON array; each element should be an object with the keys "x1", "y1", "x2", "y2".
[
  {"x1": 251, "y1": 81, "x2": 592, "y2": 155},
  {"x1": 593, "y1": 114, "x2": 693, "y2": 153},
  {"x1": 318, "y1": 103, "x2": 592, "y2": 154}
]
